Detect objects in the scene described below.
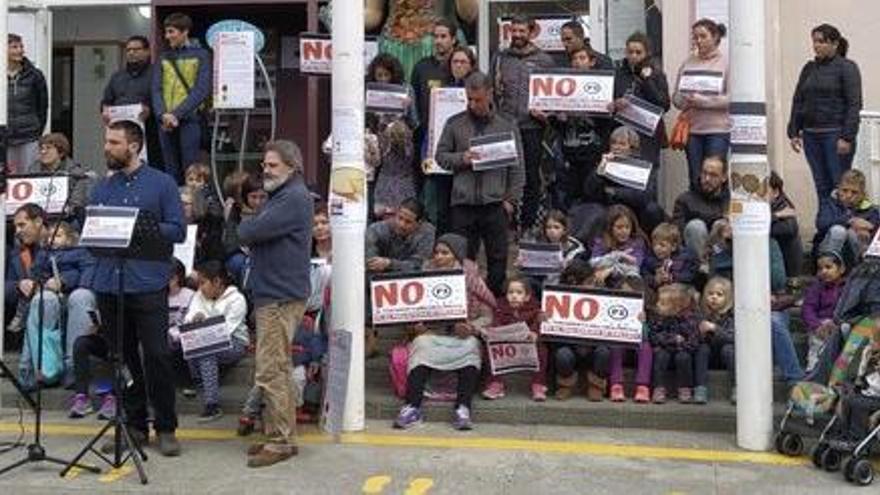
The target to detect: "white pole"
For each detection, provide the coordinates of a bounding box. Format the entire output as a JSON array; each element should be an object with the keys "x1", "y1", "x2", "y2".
[
  {"x1": 729, "y1": 0, "x2": 774, "y2": 451},
  {"x1": 1, "y1": 0, "x2": 9, "y2": 377},
  {"x1": 331, "y1": 0, "x2": 366, "y2": 432}
]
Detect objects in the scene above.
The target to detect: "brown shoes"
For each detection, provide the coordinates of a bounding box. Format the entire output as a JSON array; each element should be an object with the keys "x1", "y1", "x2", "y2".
[{"x1": 246, "y1": 444, "x2": 299, "y2": 468}]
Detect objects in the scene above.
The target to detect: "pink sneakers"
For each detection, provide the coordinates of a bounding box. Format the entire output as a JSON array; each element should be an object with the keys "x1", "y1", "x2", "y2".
[
  {"x1": 481, "y1": 380, "x2": 506, "y2": 400},
  {"x1": 531, "y1": 384, "x2": 547, "y2": 402}
]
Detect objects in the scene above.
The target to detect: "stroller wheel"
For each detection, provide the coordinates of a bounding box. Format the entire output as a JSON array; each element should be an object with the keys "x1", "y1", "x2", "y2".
[
  {"x1": 820, "y1": 448, "x2": 842, "y2": 472},
  {"x1": 810, "y1": 443, "x2": 829, "y2": 468},
  {"x1": 851, "y1": 458, "x2": 875, "y2": 486},
  {"x1": 777, "y1": 433, "x2": 804, "y2": 457},
  {"x1": 843, "y1": 456, "x2": 855, "y2": 482}
]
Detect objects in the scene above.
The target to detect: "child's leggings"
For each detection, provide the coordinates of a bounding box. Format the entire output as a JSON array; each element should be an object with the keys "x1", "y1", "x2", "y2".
[{"x1": 608, "y1": 342, "x2": 653, "y2": 386}]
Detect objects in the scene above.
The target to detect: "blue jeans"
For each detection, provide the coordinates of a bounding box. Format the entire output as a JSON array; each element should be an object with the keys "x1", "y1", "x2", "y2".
[
  {"x1": 686, "y1": 133, "x2": 730, "y2": 191},
  {"x1": 771, "y1": 311, "x2": 804, "y2": 383},
  {"x1": 158, "y1": 116, "x2": 203, "y2": 184},
  {"x1": 803, "y1": 130, "x2": 856, "y2": 205}
]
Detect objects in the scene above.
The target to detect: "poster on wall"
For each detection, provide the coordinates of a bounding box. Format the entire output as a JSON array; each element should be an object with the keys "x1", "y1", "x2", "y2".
[
  {"x1": 497, "y1": 15, "x2": 590, "y2": 52},
  {"x1": 299, "y1": 33, "x2": 379, "y2": 75},
  {"x1": 214, "y1": 31, "x2": 256, "y2": 109}
]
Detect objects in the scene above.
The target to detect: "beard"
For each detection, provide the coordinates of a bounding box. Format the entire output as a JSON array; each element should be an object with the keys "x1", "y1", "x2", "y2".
[
  {"x1": 511, "y1": 37, "x2": 529, "y2": 49},
  {"x1": 263, "y1": 173, "x2": 291, "y2": 193},
  {"x1": 106, "y1": 150, "x2": 133, "y2": 171}
]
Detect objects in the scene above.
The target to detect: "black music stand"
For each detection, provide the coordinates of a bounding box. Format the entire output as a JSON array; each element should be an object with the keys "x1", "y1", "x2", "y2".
[{"x1": 60, "y1": 207, "x2": 172, "y2": 485}]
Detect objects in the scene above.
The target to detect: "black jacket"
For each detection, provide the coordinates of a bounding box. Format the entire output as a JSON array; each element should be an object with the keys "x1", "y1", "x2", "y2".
[
  {"x1": 102, "y1": 62, "x2": 153, "y2": 108},
  {"x1": 672, "y1": 187, "x2": 730, "y2": 230},
  {"x1": 410, "y1": 56, "x2": 450, "y2": 132},
  {"x1": 7, "y1": 58, "x2": 48, "y2": 144},
  {"x1": 613, "y1": 58, "x2": 671, "y2": 146},
  {"x1": 787, "y1": 55, "x2": 862, "y2": 142}
]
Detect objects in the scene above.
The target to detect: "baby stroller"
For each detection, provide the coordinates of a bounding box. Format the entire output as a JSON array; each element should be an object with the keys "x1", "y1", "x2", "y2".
[
  {"x1": 777, "y1": 259, "x2": 880, "y2": 457},
  {"x1": 775, "y1": 326, "x2": 870, "y2": 458},
  {"x1": 812, "y1": 337, "x2": 880, "y2": 486},
  {"x1": 774, "y1": 318, "x2": 875, "y2": 458}
]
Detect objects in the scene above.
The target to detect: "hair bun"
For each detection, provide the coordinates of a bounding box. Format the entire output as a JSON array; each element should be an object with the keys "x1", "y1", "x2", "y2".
[{"x1": 717, "y1": 23, "x2": 728, "y2": 38}]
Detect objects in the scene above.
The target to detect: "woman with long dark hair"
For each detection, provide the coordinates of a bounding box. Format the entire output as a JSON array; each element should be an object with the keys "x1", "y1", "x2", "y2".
[{"x1": 787, "y1": 24, "x2": 863, "y2": 208}]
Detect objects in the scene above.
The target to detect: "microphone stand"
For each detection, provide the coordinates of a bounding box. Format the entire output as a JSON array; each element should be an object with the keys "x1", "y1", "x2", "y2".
[{"x1": 0, "y1": 170, "x2": 100, "y2": 477}]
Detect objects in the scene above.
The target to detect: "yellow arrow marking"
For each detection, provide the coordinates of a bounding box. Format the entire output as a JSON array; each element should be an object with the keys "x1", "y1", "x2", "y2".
[
  {"x1": 404, "y1": 477, "x2": 435, "y2": 495},
  {"x1": 362, "y1": 474, "x2": 392, "y2": 494},
  {"x1": 63, "y1": 466, "x2": 82, "y2": 480},
  {"x1": 99, "y1": 465, "x2": 133, "y2": 483}
]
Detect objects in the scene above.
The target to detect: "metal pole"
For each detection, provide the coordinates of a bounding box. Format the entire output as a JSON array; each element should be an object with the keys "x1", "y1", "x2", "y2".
[
  {"x1": 331, "y1": 0, "x2": 366, "y2": 431},
  {"x1": 729, "y1": 0, "x2": 774, "y2": 451},
  {"x1": 1, "y1": 0, "x2": 10, "y2": 377}
]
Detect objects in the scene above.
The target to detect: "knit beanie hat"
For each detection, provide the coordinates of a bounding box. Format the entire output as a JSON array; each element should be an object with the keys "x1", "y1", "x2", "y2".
[{"x1": 436, "y1": 233, "x2": 468, "y2": 263}]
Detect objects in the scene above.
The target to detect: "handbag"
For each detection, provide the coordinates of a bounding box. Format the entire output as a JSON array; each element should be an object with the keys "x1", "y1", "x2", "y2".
[{"x1": 670, "y1": 111, "x2": 690, "y2": 151}]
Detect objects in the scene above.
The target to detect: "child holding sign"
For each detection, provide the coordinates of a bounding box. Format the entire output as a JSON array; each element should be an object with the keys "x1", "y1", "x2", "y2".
[
  {"x1": 183, "y1": 261, "x2": 249, "y2": 422},
  {"x1": 482, "y1": 276, "x2": 548, "y2": 402},
  {"x1": 694, "y1": 277, "x2": 736, "y2": 405},
  {"x1": 649, "y1": 284, "x2": 700, "y2": 404},
  {"x1": 590, "y1": 205, "x2": 649, "y2": 285}
]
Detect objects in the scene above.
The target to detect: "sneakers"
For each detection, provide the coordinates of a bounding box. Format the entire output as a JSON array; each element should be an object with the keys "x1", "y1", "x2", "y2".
[
  {"x1": 198, "y1": 403, "x2": 223, "y2": 423},
  {"x1": 68, "y1": 394, "x2": 93, "y2": 418},
  {"x1": 238, "y1": 415, "x2": 257, "y2": 436},
  {"x1": 693, "y1": 386, "x2": 708, "y2": 405},
  {"x1": 393, "y1": 405, "x2": 423, "y2": 430},
  {"x1": 652, "y1": 387, "x2": 667, "y2": 404},
  {"x1": 481, "y1": 380, "x2": 506, "y2": 400},
  {"x1": 182, "y1": 388, "x2": 198, "y2": 399},
  {"x1": 97, "y1": 394, "x2": 117, "y2": 420},
  {"x1": 634, "y1": 385, "x2": 650, "y2": 404},
  {"x1": 609, "y1": 384, "x2": 626, "y2": 402},
  {"x1": 7, "y1": 313, "x2": 23, "y2": 333},
  {"x1": 452, "y1": 405, "x2": 473, "y2": 431},
  {"x1": 157, "y1": 432, "x2": 181, "y2": 457},
  {"x1": 531, "y1": 384, "x2": 547, "y2": 402},
  {"x1": 678, "y1": 387, "x2": 693, "y2": 404}
]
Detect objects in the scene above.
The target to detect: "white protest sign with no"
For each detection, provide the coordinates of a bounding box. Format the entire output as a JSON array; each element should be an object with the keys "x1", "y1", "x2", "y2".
[
  {"x1": 529, "y1": 70, "x2": 614, "y2": 114},
  {"x1": 371, "y1": 270, "x2": 467, "y2": 325},
  {"x1": 5, "y1": 175, "x2": 70, "y2": 216},
  {"x1": 483, "y1": 322, "x2": 539, "y2": 376},
  {"x1": 541, "y1": 286, "x2": 644, "y2": 345}
]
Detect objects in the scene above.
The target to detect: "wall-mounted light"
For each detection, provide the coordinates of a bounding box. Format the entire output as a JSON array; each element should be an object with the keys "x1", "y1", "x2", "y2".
[{"x1": 137, "y1": 6, "x2": 151, "y2": 19}]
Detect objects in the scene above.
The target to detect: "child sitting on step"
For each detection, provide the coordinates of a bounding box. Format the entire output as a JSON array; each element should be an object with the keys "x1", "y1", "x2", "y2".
[
  {"x1": 694, "y1": 276, "x2": 736, "y2": 405},
  {"x1": 481, "y1": 276, "x2": 548, "y2": 402},
  {"x1": 649, "y1": 283, "x2": 700, "y2": 404}
]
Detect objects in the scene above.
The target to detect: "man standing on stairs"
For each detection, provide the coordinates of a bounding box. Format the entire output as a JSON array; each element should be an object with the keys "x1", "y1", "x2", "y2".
[
  {"x1": 238, "y1": 140, "x2": 313, "y2": 468},
  {"x1": 6, "y1": 33, "x2": 48, "y2": 174},
  {"x1": 152, "y1": 12, "x2": 211, "y2": 184}
]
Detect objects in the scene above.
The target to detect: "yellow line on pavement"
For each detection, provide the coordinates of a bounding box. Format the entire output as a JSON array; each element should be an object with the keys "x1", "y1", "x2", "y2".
[{"x1": 0, "y1": 421, "x2": 813, "y2": 468}]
